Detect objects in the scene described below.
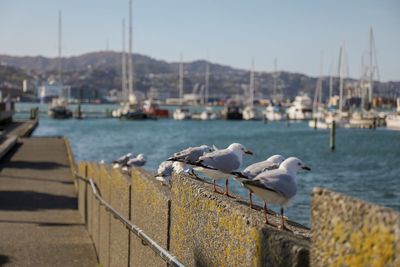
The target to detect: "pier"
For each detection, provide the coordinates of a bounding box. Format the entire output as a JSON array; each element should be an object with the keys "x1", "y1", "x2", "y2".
[{"x1": 0, "y1": 121, "x2": 97, "y2": 266}]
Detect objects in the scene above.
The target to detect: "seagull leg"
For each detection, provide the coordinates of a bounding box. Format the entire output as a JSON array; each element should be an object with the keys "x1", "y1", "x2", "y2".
[
  {"x1": 213, "y1": 179, "x2": 217, "y2": 192},
  {"x1": 224, "y1": 178, "x2": 229, "y2": 195},
  {"x1": 223, "y1": 178, "x2": 234, "y2": 198},
  {"x1": 278, "y1": 207, "x2": 292, "y2": 232},
  {"x1": 249, "y1": 192, "x2": 253, "y2": 209}
]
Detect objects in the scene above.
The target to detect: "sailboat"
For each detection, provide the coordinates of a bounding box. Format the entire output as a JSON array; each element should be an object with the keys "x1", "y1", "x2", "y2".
[
  {"x1": 173, "y1": 55, "x2": 192, "y2": 120},
  {"x1": 48, "y1": 10, "x2": 72, "y2": 119},
  {"x1": 386, "y1": 98, "x2": 400, "y2": 130},
  {"x1": 308, "y1": 75, "x2": 328, "y2": 128},
  {"x1": 263, "y1": 59, "x2": 285, "y2": 121},
  {"x1": 308, "y1": 53, "x2": 329, "y2": 129},
  {"x1": 348, "y1": 27, "x2": 379, "y2": 128},
  {"x1": 199, "y1": 60, "x2": 218, "y2": 120},
  {"x1": 286, "y1": 94, "x2": 313, "y2": 120},
  {"x1": 243, "y1": 59, "x2": 262, "y2": 120},
  {"x1": 112, "y1": 0, "x2": 150, "y2": 120},
  {"x1": 321, "y1": 44, "x2": 351, "y2": 127}
]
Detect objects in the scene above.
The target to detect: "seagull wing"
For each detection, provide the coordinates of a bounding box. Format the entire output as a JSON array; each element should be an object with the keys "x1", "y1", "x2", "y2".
[
  {"x1": 245, "y1": 171, "x2": 297, "y2": 199},
  {"x1": 199, "y1": 149, "x2": 241, "y2": 173}
]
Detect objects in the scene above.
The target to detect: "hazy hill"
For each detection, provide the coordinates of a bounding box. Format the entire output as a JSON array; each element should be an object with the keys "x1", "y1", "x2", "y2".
[{"x1": 0, "y1": 51, "x2": 398, "y2": 99}]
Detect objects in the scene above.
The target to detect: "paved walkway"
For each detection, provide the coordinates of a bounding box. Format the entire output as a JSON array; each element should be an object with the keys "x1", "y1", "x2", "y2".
[{"x1": 0, "y1": 137, "x2": 97, "y2": 266}]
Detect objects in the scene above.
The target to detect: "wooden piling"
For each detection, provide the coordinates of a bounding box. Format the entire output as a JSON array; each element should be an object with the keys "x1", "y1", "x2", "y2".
[{"x1": 330, "y1": 120, "x2": 336, "y2": 151}]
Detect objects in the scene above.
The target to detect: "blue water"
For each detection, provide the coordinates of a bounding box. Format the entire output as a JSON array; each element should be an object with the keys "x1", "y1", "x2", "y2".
[{"x1": 16, "y1": 103, "x2": 400, "y2": 226}]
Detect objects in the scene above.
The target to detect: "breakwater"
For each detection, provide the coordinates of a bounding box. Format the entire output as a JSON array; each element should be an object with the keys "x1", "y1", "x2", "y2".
[{"x1": 73, "y1": 160, "x2": 400, "y2": 266}]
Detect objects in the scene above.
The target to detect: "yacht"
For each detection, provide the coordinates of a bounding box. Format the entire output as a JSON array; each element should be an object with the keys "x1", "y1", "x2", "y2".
[
  {"x1": 142, "y1": 99, "x2": 169, "y2": 118},
  {"x1": 386, "y1": 98, "x2": 400, "y2": 130},
  {"x1": 287, "y1": 94, "x2": 313, "y2": 120},
  {"x1": 112, "y1": 3, "x2": 149, "y2": 120},
  {"x1": 172, "y1": 55, "x2": 192, "y2": 120},
  {"x1": 242, "y1": 106, "x2": 262, "y2": 120},
  {"x1": 173, "y1": 107, "x2": 192, "y2": 120},
  {"x1": 200, "y1": 107, "x2": 218, "y2": 120},
  {"x1": 48, "y1": 98, "x2": 72, "y2": 119},
  {"x1": 222, "y1": 100, "x2": 243, "y2": 120},
  {"x1": 242, "y1": 59, "x2": 262, "y2": 121},
  {"x1": 348, "y1": 110, "x2": 377, "y2": 128},
  {"x1": 264, "y1": 59, "x2": 285, "y2": 121},
  {"x1": 386, "y1": 114, "x2": 400, "y2": 130},
  {"x1": 264, "y1": 103, "x2": 285, "y2": 121}
]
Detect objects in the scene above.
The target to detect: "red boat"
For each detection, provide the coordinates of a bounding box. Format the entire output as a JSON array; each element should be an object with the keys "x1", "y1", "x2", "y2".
[{"x1": 142, "y1": 100, "x2": 169, "y2": 118}]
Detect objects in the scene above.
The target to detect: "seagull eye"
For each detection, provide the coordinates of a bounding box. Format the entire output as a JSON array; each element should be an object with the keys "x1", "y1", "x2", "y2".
[{"x1": 298, "y1": 162, "x2": 301, "y2": 166}]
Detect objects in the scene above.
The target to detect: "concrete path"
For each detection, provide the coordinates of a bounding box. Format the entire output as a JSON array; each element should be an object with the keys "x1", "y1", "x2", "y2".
[{"x1": 0, "y1": 137, "x2": 98, "y2": 266}]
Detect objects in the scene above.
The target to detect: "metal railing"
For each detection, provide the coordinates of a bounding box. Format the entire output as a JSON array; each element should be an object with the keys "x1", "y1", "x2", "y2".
[{"x1": 74, "y1": 172, "x2": 185, "y2": 267}]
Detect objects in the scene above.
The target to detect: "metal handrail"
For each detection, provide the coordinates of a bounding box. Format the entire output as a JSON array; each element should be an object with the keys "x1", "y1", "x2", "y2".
[{"x1": 74, "y1": 172, "x2": 185, "y2": 267}]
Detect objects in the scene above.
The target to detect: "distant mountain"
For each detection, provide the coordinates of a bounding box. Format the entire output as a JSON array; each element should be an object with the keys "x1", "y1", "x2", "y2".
[{"x1": 0, "y1": 51, "x2": 398, "y2": 100}]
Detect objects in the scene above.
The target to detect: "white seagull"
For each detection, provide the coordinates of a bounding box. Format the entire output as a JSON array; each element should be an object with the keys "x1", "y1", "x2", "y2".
[
  {"x1": 241, "y1": 157, "x2": 310, "y2": 230},
  {"x1": 155, "y1": 161, "x2": 174, "y2": 184},
  {"x1": 112, "y1": 152, "x2": 133, "y2": 168},
  {"x1": 193, "y1": 143, "x2": 253, "y2": 196},
  {"x1": 167, "y1": 145, "x2": 214, "y2": 178},
  {"x1": 126, "y1": 154, "x2": 146, "y2": 167},
  {"x1": 240, "y1": 154, "x2": 285, "y2": 208}
]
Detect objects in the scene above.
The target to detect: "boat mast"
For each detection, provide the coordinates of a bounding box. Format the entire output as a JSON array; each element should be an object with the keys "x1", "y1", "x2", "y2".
[
  {"x1": 205, "y1": 60, "x2": 210, "y2": 105},
  {"x1": 58, "y1": 10, "x2": 62, "y2": 85},
  {"x1": 121, "y1": 19, "x2": 127, "y2": 101},
  {"x1": 249, "y1": 58, "x2": 255, "y2": 107},
  {"x1": 318, "y1": 52, "x2": 323, "y2": 109},
  {"x1": 128, "y1": 0, "x2": 134, "y2": 101},
  {"x1": 273, "y1": 58, "x2": 277, "y2": 102},
  {"x1": 368, "y1": 27, "x2": 374, "y2": 105},
  {"x1": 329, "y1": 60, "x2": 333, "y2": 106},
  {"x1": 339, "y1": 45, "x2": 344, "y2": 113},
  {"x1": 179, "y1": 53, "x2": 184, "y2": 104}
]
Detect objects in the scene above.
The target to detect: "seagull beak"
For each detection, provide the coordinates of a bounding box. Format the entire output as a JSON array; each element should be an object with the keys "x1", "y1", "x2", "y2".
[
  {"x1": 245, "y1": 150, "x2": 253, "y2": 155},
  {"x1": 302, "y1": 165, "x2": 311, "y2": 171}
]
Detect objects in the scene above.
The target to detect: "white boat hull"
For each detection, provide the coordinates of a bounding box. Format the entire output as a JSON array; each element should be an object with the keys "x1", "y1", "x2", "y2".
[{"x1": 386, "y1": 115, "x2": 400, "y2": 130}]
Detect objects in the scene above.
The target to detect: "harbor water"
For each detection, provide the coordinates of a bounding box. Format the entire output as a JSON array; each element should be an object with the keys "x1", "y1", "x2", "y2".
[{"x1": 16, "y1": 103, "x2": 400, "y2": 226}]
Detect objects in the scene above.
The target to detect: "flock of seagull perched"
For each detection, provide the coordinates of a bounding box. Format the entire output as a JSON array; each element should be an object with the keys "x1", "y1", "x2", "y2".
[
  {"x1": 158, "y1": 143, "x2": 311, "y2": 230},
  {"x1": 111, "y1": 143, "x2": 311, "y2": 230}
]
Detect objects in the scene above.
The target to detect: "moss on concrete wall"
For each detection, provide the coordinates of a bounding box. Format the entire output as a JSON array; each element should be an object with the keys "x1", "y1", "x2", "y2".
[
  {"x1": 170, "y1": 174, "x2": 310, "y2": 267},
  {"x1": 311, "y1": 187, "x2": 400, "y2": 267},
  {"x1": 130, "y1": 168, "x2": 170, "y2": 267}
]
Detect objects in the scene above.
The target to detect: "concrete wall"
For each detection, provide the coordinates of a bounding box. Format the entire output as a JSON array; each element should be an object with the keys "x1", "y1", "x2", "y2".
[
  {"x1": 170, "y1": 174, "x2": 310, "y2": 267},
  {"x1": 78, "y1": 161, "x2": 311, "y2": 267},
  {"x1": 311, "y1": 187, "x2": 400, "y2": 267},
  {"x1": 130, "y1": 168, "x2": 170, "y2": 267},
  {"x1": 77, "y1": 162, "x2": 400, "y2": 267}
]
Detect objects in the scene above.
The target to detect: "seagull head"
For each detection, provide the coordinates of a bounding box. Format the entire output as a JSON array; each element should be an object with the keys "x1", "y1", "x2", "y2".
[
  {"x1": 266, "y1": 154, "x2": 285, "y2": 165},
  {"x1": 228, "y1": 143, "x2": 253, "y2": 155},
  {"x1": 280, "y1": 157, "x2": 311, "y2": 174},
  {"x1": 199, "y1": 145, "x2": 214, "y2": 153},
  {"x1": 136, "y1": 154, "x2": 146, "y2": 160}
]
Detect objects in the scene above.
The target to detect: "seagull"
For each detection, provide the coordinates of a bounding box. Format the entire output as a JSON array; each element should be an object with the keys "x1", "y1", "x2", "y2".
[
  {"x1": 240, "y1": 155, "x2": 285, "y2": 208},
  {"x1": 155, "y1": 161, "x2": 174, "y2": 184},
  {"x1": 126, "y1": 154, "x2": 146, "y2": 167},
  {"x1": 167, "y1": 145, "x2": 214, "y2": 178},
  {"x1": 240, "y1": 157, "x2": 310, "y2": 230},
  {"x1": 112, "y1": 152, "x2": 133, "y2": 168},
  {"x1": 192, "y1": 143, "x2": 253, "y2": 196}
]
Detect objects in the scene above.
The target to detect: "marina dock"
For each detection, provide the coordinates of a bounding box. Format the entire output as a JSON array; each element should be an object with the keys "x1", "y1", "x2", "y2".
[{"x1": 0, "y1": 122, "x2": 97, "y2": 266}]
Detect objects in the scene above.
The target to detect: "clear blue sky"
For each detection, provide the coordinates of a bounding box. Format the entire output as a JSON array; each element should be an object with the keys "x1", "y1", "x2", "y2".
[{"x1": 0, "y1": 0, "x2": 399, "y2": 81}]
